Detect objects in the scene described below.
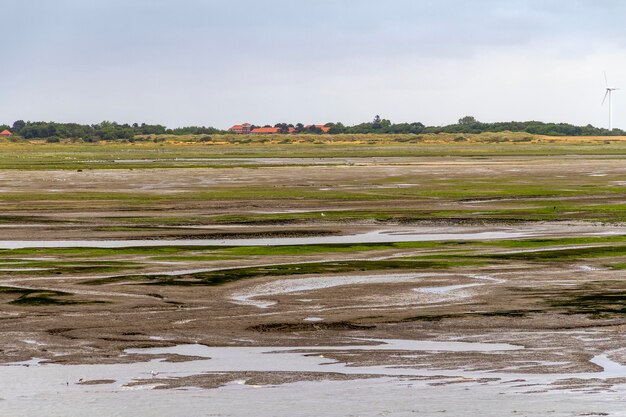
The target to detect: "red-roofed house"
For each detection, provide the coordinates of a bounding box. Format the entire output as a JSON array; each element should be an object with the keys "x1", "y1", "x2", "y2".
[
  {"x1": 251, "y1": 127, "x2": 280, "y2": 134},
  {"x1": 0, "y1": 129, "x2": 12, "y2": 136},
  {"x1": 228, "y1": 123, "x2": 252, "y2": 134}
]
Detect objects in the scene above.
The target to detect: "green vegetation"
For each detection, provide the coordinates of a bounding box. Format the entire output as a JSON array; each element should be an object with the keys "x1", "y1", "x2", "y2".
[
  {"x1": 3, "y1": 167, "x2": 626, "y2": 228},
  {"x1": 4, "y1": 234, "x2": 626, "y2": 317},
  {"x1": 3, "y1": 235, "x2": 626, "y2": 263},
  {"x1": 0, "y1": 241, "x2": 464, "y2": 266},
  {"x1": 328, "y1": 115, "x2": 625, "y2": 136},
  {"x1": 484, "y1": 245, "x2": 626, "y2": 261},
  {"x1": 479, "y1": 235, "x2": 626, "y2": 248},
  {"x1": 0, "y1": 259, "x2": 138, "y2": 276},
  {"x1": 0, "y1": 286, "x2": 79, "y2": 306},
  {"x1": 82, "y1": 259, "x2": 484, "y2": 286},
  {"x1": 0, "y1": 188, "x2": 624, "y2": 211},
  {"x1": 550, "y1": 288, "x2": 626, "y2": 316},
  {"x1": 7, "y1": 120, "x2": 221, "y2": 141},
  {"x1": 4, "y1": 116, "x2": 624, "y2": 142},
  {"x1": 0, "y1": 246, "x2": 208, "y2": 258},
  {"x1": 57, "y1": 234, "x2": 626, "y2": 289},
  {"x1": 3, "y1": 136, "x2": 626, "y2": 171},
  {"x1": 402, "y1": 281, "x2": 626, "y2": 321},
  {"x1": 2, "y1": 138, "x2": 626, "y2": 317},
  {"x1": 400, "y1": 310, "x2": 538, "y2": 322}
]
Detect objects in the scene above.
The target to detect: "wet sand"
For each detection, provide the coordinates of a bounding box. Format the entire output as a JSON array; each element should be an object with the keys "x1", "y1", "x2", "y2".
[{"x1": 2, "y1": 155, "x2": 626, "y2": 416}]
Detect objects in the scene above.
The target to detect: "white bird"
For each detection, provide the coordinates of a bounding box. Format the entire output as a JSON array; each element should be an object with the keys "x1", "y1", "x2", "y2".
[{"x1": 150, "y1": 370, "x2": 158, "y2": 378}]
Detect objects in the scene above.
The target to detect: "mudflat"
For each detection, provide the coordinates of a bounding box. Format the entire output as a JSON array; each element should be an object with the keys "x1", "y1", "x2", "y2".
[{"x1": 2, "y1": 140, "x2": 626, "y2": 416}]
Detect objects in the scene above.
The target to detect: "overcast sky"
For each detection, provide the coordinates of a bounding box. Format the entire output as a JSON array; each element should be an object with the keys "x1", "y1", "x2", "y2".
[{"x1": 2, "y1": 0, "x2": 626, "y2": 129}]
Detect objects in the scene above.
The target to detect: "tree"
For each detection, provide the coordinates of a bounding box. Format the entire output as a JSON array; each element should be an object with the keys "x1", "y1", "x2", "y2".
[
  {"x1": 328, "y1": 122, "x2": 346, "y2": 134},
  {"x1": 274, "y1": 123, "x2": 290, "y2": 134},
  {"x1": 458, "y1": 116, "x2": 477, "y2": 125},
  {"x1": 373, "y1": 115, "x2": 382, "y2": 129},
  {"x1": 46, "y1": 124, "x2": 57, "y2": 137},
  {"x1": 12, "y1": 120, "x2": 25, "y2": 133}
]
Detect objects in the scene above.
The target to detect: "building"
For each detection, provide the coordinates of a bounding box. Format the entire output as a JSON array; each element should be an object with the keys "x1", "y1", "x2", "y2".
[
  {"x1": 0, "y1": 129, "x2": 12, "y2": 136},
  {"x1": 251, "y1": 127, "x2": 280, "y2": 134},
  {"x1": 228, "y1": 123, "x2": 252, "y2": 134},
  {"x1": 228, "y1": 123, "x2": 330, "y2": 134}
]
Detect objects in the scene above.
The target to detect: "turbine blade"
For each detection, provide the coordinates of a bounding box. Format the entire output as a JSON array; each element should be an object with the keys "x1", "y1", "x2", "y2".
[
  {"x1": 605, "y1": 72, "x2": 609, "y2": 86},
  {"x1": 602, "y1": 90, "x2": 609, "y2": 105}
]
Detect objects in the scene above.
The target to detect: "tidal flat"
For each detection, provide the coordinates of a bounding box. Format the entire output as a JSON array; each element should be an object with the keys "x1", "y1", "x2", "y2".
[{"x1": 2, "y1": 138, "x2": 626, "y2": 416}]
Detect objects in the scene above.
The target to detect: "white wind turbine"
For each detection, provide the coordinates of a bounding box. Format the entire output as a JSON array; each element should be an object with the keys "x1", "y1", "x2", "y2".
[{"x1": 603, "y1": 72, "x2": 619, "y2": 131}]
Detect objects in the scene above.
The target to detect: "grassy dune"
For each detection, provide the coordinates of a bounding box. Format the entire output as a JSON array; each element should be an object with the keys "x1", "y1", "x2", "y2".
[{"x1": 2, "y1": 132, "x2": 626, "y2": 170}]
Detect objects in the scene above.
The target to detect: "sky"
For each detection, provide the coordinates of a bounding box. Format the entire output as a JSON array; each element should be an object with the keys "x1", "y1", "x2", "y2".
[{"x1": 2, "y1": 0, "x2": 626, "y2": 129}]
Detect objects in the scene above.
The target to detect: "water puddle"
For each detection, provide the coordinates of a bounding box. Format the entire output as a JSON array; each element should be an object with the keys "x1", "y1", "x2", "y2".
[
  {"x1": 232, "y1": 273, "x2": 501, "y2": 309},
  {"x1": 0, "y1": 230, "x2": 532, "y2": 249},
  {"x1": 414, "y1": 274, "x2": 503, "y2": 296},
  {"x1": 589, "y1": 350, "x2": 626, "y2": 378},
  {"x1": 110, "y1": 157, "x2": 361, "y2": 166},
  {"x1": 7, "y1": 337, "x2": 623, "y2": 384},
  {"x1": 6, "y1": 358, "x2": 47, "y2": 367},
  {"x1": 0, "y1": 268, "x2": 50, "y2": 272},
  {"x1": 231, "y1": 272, "x2": 445, "y2": 308},
  {"x1": 416, "y1": 283, "x2": 481, "y2": 295},
  {"x1": 577, "y1": 265, "x2": 603, "y2": 272},
  {"x1": 2, "y1": 338, "x2": 626, "y2": 416},
  {"x1": 22, "y1": 340, "x2": 47, "y2": 347},
  {"x1": 123, "y1": 340, "x2": 626, "y2": 384}
]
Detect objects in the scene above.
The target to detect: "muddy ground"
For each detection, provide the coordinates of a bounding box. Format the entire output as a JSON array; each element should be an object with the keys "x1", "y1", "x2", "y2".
[{"x1": 1, "y1": 155, "x2": 626, "y2": 395}]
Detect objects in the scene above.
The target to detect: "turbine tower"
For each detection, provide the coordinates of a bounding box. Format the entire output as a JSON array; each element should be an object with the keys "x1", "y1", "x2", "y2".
[{"x1": 603, "y1": 72, "x2": 619, "y2": 131}]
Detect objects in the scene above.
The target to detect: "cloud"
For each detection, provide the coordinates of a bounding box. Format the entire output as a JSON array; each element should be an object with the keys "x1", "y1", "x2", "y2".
[{"x1": 1, "y1": 0, "x2": 626, "y2": 128}]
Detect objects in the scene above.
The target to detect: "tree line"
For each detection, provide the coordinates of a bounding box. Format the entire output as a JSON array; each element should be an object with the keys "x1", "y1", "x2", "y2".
[
  {"x1": 1, "y1": 116, "x2": 623, "y2": 140},
  {"x1": 420, "y1": 116, "x2": 625, "y2": 136},
  {"x1": 0, "y1": 120, "x2": 222, "y2": 141},
  {"x1": 324, "y1": 115, "x2": 625, "y2": 136}
]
